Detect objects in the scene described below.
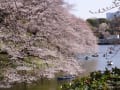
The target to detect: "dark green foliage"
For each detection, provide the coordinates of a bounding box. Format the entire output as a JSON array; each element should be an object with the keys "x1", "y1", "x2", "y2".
[
  {"x1": 98, "y1": 18, "x2": 109, "y2": 24},
  {"x1": 62, "y1": 83, "x2": 71, "y2": 90},
  {"x1": 87, "y1": 18, "x2": 109, "y2": 27},
  {"x1": 61, "y1": 67, "x2": 120, "y2": 90},
  {"x1": 112, "y1": 67, "x2": 120, "y2": 75},
  {"x1": 104, "y1": 68, "x2": 111, "y2": 75},
  {"x1": 87, "y1": 19, "x2": 99, "y2": 27}
]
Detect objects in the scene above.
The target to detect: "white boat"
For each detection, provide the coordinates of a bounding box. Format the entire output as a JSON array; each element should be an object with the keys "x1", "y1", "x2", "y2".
[{"x1": 107, "y1": 60, "x2": 113, "y2": 66}]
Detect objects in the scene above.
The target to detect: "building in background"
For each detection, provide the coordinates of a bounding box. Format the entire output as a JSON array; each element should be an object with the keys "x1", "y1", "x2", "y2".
[{"x1": 106, "y1": 11, "x2": 120, "y2": 20}]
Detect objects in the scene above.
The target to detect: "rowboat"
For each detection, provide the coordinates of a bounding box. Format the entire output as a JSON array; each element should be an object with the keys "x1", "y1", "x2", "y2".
[
  {"x1": 107, "y1": 60, "x2": 113, "y2": 66},
  {"x1": 57, "y1": 75, "x2": 75, "y2": 80}
]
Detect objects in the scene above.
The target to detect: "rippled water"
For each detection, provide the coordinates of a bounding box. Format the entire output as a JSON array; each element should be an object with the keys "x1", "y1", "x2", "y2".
[
  {"x1": 80, "y1": 45, "x2": 120, "y2": 75},
  {"x1": 1, "y1": 45, "x2": 120, "y2": 90}
]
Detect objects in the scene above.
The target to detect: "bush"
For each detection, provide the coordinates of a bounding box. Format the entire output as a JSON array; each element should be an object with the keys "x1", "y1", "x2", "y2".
[{"x1": 61, "y1": 67, "x2": 120, "y2": 90}]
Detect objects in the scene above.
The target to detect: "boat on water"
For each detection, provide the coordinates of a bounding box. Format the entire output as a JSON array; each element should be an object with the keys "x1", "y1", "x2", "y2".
[
  {"x1": 57, "y1": 75, "x2": 75, "y2": 81},
  {"x1": 85, "y1": 56, "x2": 89, "y2": 60},
  {"x1": 107, "y1": 60, "x2": 113, "y2": 66},
  {"x1": 92, "y1": 53, "x2": 99, "y2": 57}
]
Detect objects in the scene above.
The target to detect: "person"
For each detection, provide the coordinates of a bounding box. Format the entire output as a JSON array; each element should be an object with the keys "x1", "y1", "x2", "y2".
[{"x1": 85, "y1": 56, "x2": 88, "y2": 60}]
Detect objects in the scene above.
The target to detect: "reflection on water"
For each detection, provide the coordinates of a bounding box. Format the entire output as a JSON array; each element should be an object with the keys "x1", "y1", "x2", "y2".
[
  {"x1": 80, "y1": 45, "x2": 120, "y2": 75},
  {"x1": 1, "y1": 79, "x2": 61, "y2": 90},
  {"x1": 1, "y1": 45, "x2": 120, "y2": 90},
  {"x1": 97, "y1": 45, "x2": 120, "y2": 70},
  {"x1": 80, "y1": 60, "x2": 98, "y2": 76}
]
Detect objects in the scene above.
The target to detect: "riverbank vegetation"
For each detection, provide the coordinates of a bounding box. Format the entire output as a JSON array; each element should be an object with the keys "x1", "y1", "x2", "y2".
[{"x1": 61, "y1": 67, "x2": 120, "y2": 90}]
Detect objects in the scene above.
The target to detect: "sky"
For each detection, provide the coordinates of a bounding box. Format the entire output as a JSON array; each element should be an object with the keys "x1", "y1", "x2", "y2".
[{"x1": 64, "y1": 0, "x2": 119, "y2": 20}]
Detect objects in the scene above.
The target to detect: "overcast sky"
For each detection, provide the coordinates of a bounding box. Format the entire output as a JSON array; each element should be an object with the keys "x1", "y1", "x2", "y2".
[{"x1": 64, "y1": 0, "x2": 118, "y2": 19}]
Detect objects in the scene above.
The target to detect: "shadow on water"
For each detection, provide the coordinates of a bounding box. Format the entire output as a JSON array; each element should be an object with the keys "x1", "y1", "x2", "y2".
[
  {"x1": 0, "y1": 79, "x2": 59, "y2": 90},
  {"x1": 0, "y1": 77, "x2": 72, "y2": 90}
]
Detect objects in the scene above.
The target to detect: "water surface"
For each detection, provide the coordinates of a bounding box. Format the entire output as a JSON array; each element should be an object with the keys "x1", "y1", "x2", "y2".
[{"x1": 80, "y1": 45, "x2": 120, "y2": 75}]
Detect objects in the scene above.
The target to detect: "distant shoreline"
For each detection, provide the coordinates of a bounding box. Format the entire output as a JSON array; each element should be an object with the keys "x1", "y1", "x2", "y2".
[{"x1": 98, "y1": 39, "x2": 120, "y2": 45}]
